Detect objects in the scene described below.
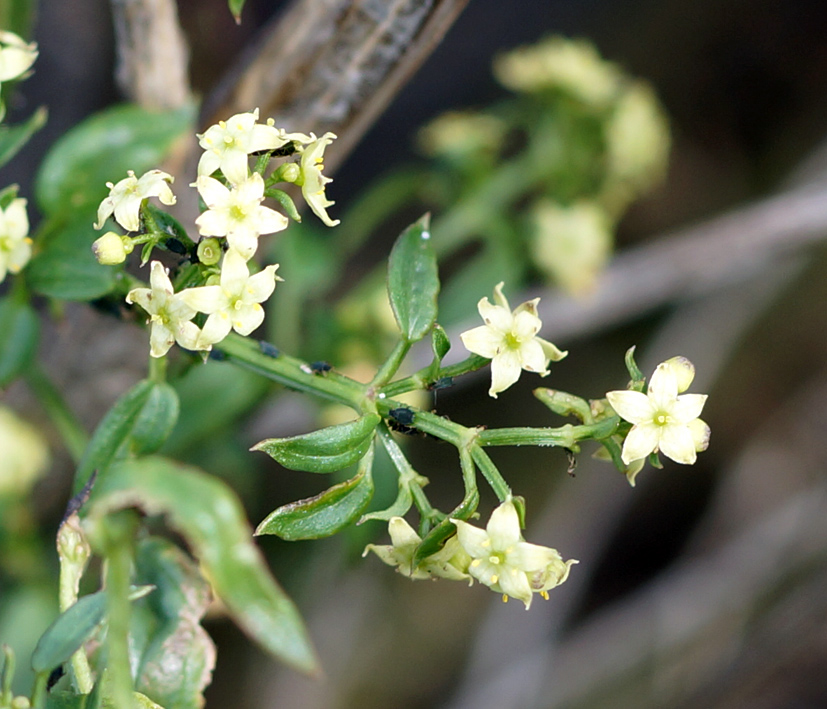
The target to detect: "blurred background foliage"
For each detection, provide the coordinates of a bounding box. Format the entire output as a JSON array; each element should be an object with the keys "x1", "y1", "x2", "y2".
[{"x1": 3, "y1": 0, "x2": 827, "y2": 707}]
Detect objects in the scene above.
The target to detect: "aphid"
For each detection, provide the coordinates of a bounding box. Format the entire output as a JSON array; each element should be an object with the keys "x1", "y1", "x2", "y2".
[
  {"x1": 259, "y1": 340, "x2": 280, "y2": 358},
  {"x1": 387, "y1": 407, "x2": 417, "y2": 435},
  {"x1": 427, "y1": 376, "x2": 454, "y2": 391},
  {"x1": 47, "y1": 665, "x2": 65, "y2": 691},
  {"x1": 310, "y1": 361, "x2": 332, "y2": 375}
]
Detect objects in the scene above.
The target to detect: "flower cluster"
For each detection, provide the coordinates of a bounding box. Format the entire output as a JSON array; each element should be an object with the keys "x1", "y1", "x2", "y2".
[
  {"x1": 460, "y1": 282, "x2": 567, "y2": 398},
  {"x1": 92, "y1": 109, "x2": 340, "y2": 357},
  {"x1": 364, "y1": 500, "x2": 576, "y2": 609}
]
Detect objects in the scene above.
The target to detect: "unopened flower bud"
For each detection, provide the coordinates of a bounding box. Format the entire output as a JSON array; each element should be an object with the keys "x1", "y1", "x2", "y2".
[
  {"x1": 197, "y1": 237, "x2": 222, "y2": 265},
  {"x1": 278, "y1": 162, "x2": 301, "y2": 184},
  {"x1": 92, "y1": 231, "x2": 130, "y2": 265}
]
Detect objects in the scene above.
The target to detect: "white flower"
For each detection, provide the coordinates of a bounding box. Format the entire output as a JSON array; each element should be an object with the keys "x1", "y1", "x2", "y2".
[
  {"x1": 0, "y1": 31, "x2": 37, "y2": 121},
  {"x1": 126, "y1": 261, "x2": 202, "y2": 358},
  {"x1": 0, "y1": 406, "x2": 49, "y2": 498},
  {"x1": 0, "y1": 197, "x2": 31, "y2": 282},
  {"x1": 460, "y1": 282, "x2": 567, "y2": 398},
  {"x1": 298, "y1": 132, "x2": 340, "y2": 227},
  {"x1": 94, "y1": 170, "x2": 176, "y2": 232},
  {"x1": 606, "y1": 356, "x2": 710, "y2": 465},
  {"x1": 92, "y1": 231, "x2": 132, "y2": 265},
  {"x1": 179, "y1": 248, "x2": 280, "y2": 347},
  {"x1": 452, "y1": 500, "x2": 576, "y2": 609},
  {"x1": 197, "y1": 109, "x2": 309, "y2": 186},
  {"x1": 194, "y1": 173, "x2": 288, "y2": 260},
  {"x1": 363, "y1": 517, "x2": 471, "y2": 581}
]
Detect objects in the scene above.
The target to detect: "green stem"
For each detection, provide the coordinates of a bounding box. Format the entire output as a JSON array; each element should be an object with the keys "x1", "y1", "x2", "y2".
[
  {"x1": 217, "y1": 333, "x2": 364, "y2": 408},
  {"x1": 29, "y1": 672, "x2": 47, "y2": 709},
  {"x1": 470, "y1": 447, "x2": 511, "y2": 501},
  {"x1": 25, "y1": 365, "x2": 87, "y2": 464},
  {"x1": 379, "y1": 354, "x2": 489, "y2": 398},
  {"x1": 477, "y1": 417, "x2": 618, "y2": 448},
  {"x1": 148, "y1": 353, "x2": 167, "y2": 384},
  {"x1": 370, "y1": 339, "x2": 411, "y2": 389},
  {"x1": 376, "y1": 425, "x2": 435, "y2": 523},
  {"x1": 102, "y1": 511, "x2": 137, "y2": 709},
  {"x1": 1, "y1": 645, "x2": 15, "y2": 704}
]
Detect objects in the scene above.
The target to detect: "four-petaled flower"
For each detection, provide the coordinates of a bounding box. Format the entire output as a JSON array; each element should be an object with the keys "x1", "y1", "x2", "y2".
[
  {"x1": 94, "y1": 169, "x2": 176, "y2": 232},
  {"x1": 298, "y1": 132, "x2": 340, "y2": 227},
  {"x1": 606, "y1": 356, "x2": 710, "y2": 465},
  {"x1": 126, "y1": 261, "x2": 202, "y2": 358},
  {"x1": 0, "y1": 197, "x2": 32, "y2": 284},
  {"x1": 194, "y1": 173, "x2": 288, "y2": 259},
  {"x1": 180, "y1": 248, "x2": 281, "y2": 347},
  {"x1": 363, "y1": 516, "x2": 471, "y2": 581},
  {"x1": 197, "y1": 109, "x2": 309, "y2": 186},
  {"x1": 452, "y1": 500, "x2": 576, "y2": 609},
  {"x1": 460, "y1": 281, "x2": 567, "y2": 398}
]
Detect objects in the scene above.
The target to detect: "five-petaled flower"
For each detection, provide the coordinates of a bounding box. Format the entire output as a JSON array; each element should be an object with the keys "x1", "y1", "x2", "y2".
[
  {"x1": 180, "y1": 248, "x2": 281, "y2": 348},
  {"x1": 94, "y1": 169, "x2": 176, "y2": 232},
  {"x1": 297, "y1": 132, "x2": 340, "y2": 227},
  {"x1": 197, "y1": 109, "x2": 309, "y2": 186},
  {"x1": 363, "y1": 516, "x2": 471, "y2": 582},
  {"x1": 0, "y1": 197, "x2": 32, "y2": 284},
  {"x1": 194, "y1": 173, "x2": 288, "y2": 259},
  {"x1": 606, "y1": 356, "x2": 710, "y2": 465},
  {"x1": 460, "y1": 281, "x2": 567, "y2": 398},
  {"x1": 126, "y1": 261, "x2": 202, "y2": 358},
  {"x1": 452, "y1": 500, "x2": 576, "y2": 609}
]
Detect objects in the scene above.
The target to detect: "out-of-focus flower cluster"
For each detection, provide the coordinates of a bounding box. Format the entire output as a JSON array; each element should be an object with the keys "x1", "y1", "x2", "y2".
[{"x1": 92, "y1": 109, "x2": 340, "y2": 357}]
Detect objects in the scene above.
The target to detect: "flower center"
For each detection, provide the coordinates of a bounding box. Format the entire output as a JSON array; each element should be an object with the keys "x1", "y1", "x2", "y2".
[{"x1": 654, "y1": 410, "x2": 671, "y2": 426}]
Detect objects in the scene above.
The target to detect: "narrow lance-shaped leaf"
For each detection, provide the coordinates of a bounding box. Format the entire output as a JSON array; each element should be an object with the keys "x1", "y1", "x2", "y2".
[
  {"x1": 0, "y1": 296, "x2": 39, "y2": 386},
  {"x1": 253, "y1": 413, "x2": 380, "y2": 474},
  {"x1": 0, "y1": 105, "x2": 47, "y2": 169},
  {"x1": 73, "y1": 380, "x2": 179, "y2": 494},
  {"x1": 387, "y1": 214, "x2": 440, "y2": 343},
  {"x1": 86, "y1": 456, "x2": 319, "y2": 674},
  {"x1": 256, "y1": 443, "x2": 375, "y2": 540}
]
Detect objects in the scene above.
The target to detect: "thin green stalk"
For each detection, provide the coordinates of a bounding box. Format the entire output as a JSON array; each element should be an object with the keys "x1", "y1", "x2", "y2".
[
  {"x1": 378, "y1": 354, "x2": 489, "y2": 398},
  {"x1": 218, "y1": 333, "x2": 364, "y2": 407},
  {"x1": 469, "y1": 447, "x2": 511, "y2": 501},
  {"x1": 376, "y1": 425, "x2": 435, "y2": 523},
  {"x1": 148, "y1": 353, "x2": 167, "y2": 384},
  {"x1": 29, "y1": 671, "x2": 47, "y2": 709},
  {"x1": 370, "y1": 339, "x2": 411, "y2": 389},
  {"x1": 477, "y1": 417, "x2": 618, "y2": 448},
  {"x1": 25, "y1": 365, "x2": 87, "y2": 464}
]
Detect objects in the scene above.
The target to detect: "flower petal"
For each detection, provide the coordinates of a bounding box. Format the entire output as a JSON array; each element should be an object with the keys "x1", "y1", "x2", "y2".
[
  {"x1": 460, "y1": 324, "x2": 503, "y2": 359},
  {"x1": 658, "y1": 423, "x2": 697, "y2": 465},
  {"x1": 606, "y1": 390, "x2": 654, "y2": 424},
  {"x1": 489, "y1": 348, "x2": 522, "y2": 397},
  {"x1": 620, "y1": 422, "x2": 659, "y2": 464}
]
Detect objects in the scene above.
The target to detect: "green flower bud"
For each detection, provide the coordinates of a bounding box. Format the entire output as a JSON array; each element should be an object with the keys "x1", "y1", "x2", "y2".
[
  {"x1": 278, "y1": 162, "x2": 301, "y2": 184},
  {"x1": 92, "y1": 231, "x2": 130, "y2": 265},
  {"x1": 197, "y1": 237, "x2": 222, "y2": 266}
]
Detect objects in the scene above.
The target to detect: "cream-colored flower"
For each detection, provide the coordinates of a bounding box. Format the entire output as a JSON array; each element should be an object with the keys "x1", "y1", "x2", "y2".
[
  {"x1": 194, "y1": 173, "x2": 288, "y2": 260},
  {"x1": 0, "y1": 406, "x2": 49, "y2": 498},
  {"x1": 197, "y1": 109, "x2": 309, "y2": 186},
  {"x1": 460, "y1": 282, "x2": 567, "y2": 398},
  {"x1": 0, "y1": 196, "x2": 31, "y2": 282},
  {"x1": 606, "y1": 356, "x2": 710, "y2": 465},
  {"x1": 452, "y1": 500, "x2": 576, "y2": 609},
  {"x1": 0, "y1": 31, "x2": 37, "y2": 121},
  {"x1": 493, "y1": 36, "x2": 621, "y2": 108},
  {"x1": 179, "y1": 248, "x2": 280, "y2": 347},
  {"x1": 298, "y1": 132, "x2": 340, "y2": 227},
  {"x1": 94, "y1": 170, "x2": 176, "y2": 232},
  {"x1": 363, "y1": 517, "x2": 471, "y2": 581},
  {"x1": 126, "y1": 261, "x2": 202, "y2": 358},
  {"x1": 531, "y1": 199, "x2": 612, "y2": 297},
  {"x1": 92, "y1": 231, "x2": 132, "y2": 265}
]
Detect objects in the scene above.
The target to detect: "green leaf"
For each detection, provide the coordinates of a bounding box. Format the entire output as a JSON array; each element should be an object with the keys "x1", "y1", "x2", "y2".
[
  {"x1": 27, "y1": 215, "x2": 117, "y2": 300},
  {"x1": 256, "y1": 445, "x2": 375, "y2": 539},
  {"x1": 431, "y1": 323, "x2": 450, "y2": 362},
  {"x1": 129, "y1": 383, "x2": 179, "y2": 455},
  {"x1": 412, "y1": 485, "x2": 479, "y2": 567},
  {"x1": 624, "y1": 345, "x2": 645, "y2": 387},
  {"x1": 73, "y1": 379, "x2": 179, "y2": 494},
  {"x1": 0, "y1": 106, "x2": 47, "y2": 169},
  {"x1": 359, "y1": 481, "x2": 413, "y2": 523},
  {"x1": 31, "y1": 592, "x2": 107, "y2": 673},
  {"x1": 387, "y1": 214, "x2": 440, "y2": 343},
  {"x1": 252, "y1": 413, "x2": 380, "y2": 474},
  {"x1": 131, "y1": 537, "x2": 215, "y2": 709},
  {"x1": 0, "y1": 296, "x2": 39, "y2": 386},
  {"x1": 35, "y1": 103, "x2": 195, "y2": 218},
  {"x1": 86, "y1": 456, "x2": 319, "y2": 674},
  {"x1": 228, "y1": 0, "x2": 246, "y2": 23}
]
